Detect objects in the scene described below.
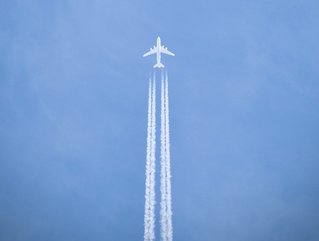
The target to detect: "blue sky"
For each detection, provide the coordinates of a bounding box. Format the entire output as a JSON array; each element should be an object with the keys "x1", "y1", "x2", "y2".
[{"x1": 1, "y1": 0, "x2": 319, "y2": 240}]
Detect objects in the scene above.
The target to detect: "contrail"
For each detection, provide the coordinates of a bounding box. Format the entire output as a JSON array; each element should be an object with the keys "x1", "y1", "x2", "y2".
[
  {"x1": 160, "y1": 69, "x2": 173, "y2": 241},
  {"x1": 144, "y1": 77, "x2": 152, "y2": 241},
  {"x1": 144, "y1": 76, "x2": 156, "y2": 241},
  {"x1": 144, "y1": 70, "x2": 173, "y2": 241},
  {"x1": 160, "y1": 70, "x2": 167, "y2": 241},
  {"x1": 150, "y1": 74, "x2": 156, "y2": 240},
  {"x1": 164, "y1": 70, "x2": 173, "y2": 241}
]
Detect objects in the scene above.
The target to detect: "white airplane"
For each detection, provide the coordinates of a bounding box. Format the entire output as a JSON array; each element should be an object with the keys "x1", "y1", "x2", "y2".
[{"x1": 143, "y1": 36, "x2": 175, "y2": 68}]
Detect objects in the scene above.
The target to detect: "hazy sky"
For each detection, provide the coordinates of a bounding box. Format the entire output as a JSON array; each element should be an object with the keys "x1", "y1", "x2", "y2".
[{"x1": 1, "y1": 0, "x2": 319, "y2": 240}]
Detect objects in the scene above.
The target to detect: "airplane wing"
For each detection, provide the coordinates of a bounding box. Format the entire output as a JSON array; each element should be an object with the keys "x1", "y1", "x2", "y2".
[
  {"x1": 160, "y1": 46, "x2": 175, "y2": 56},
  {"x1": 143, "y1": 47, "x2": 157, "y2": 57}
]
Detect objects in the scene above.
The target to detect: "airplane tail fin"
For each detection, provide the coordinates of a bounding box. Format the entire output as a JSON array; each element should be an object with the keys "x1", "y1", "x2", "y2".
[{"x1": 153, "y1": 63, "x2": 164, "y2": 68}]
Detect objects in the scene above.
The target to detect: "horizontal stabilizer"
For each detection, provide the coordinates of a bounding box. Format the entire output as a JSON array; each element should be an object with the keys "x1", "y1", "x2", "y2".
[{"x1": 153, "y1": 63, "x2": 164, "y2": 68}]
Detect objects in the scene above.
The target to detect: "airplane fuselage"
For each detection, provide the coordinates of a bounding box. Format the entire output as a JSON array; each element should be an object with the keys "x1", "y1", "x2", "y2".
[{"x1": 156, "y1": 37, "x2": 161, "y2": 66}]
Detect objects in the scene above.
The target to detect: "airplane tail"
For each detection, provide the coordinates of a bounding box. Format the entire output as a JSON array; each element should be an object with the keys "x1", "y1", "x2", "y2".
[{"x1": 153, "y1": 63, "x2": 164, "y2": 68}]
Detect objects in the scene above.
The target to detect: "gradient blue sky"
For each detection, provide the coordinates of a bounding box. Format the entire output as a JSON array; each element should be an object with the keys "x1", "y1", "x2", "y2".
[{"x1": 1, "y1": 0, "x2": 319, "y2": 241}]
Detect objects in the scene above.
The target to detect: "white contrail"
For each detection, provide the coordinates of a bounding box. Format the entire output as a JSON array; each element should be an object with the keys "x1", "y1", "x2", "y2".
[
  {"x1": 144, "y1": 77, "x2": 152, "y2": 241},
  {"x1": 150, "y1": 74, "x2": 156, "y2": 240},
  {"x1": 165, "y1": 70, "x2": 173, "y2": 241},
  {"x1": 144, "y1": 70, "x2": 173, "y2": 241},
  {"x1": 160, "y1": 69, "x2": 173, "y2": 241},
  {"x1": 160, "y1": 70, "x2": 167, "y2": 241},
  {"x1": 144, "y1": 76, "x2": 156, "y2": 241}
]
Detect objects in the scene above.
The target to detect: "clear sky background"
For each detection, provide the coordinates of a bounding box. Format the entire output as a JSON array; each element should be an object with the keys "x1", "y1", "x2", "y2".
[{"x1": 1, "y1": 0, "x2": 319, "y2": 241}]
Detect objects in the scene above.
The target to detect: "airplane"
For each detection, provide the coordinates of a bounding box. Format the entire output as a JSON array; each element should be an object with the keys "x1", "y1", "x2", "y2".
[{"x1": 143, "y1": 36, "x2": 175, "y2": 68}]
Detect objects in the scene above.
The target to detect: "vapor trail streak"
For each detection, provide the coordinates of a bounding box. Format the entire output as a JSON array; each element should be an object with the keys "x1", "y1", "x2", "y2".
[
  {"x1": 144, "y1": 78, "x2": 152, "y2": 241},
  {"x1": 150, "y1": 74, "x2": 156, "y2": 240},
  {"x1": 144, "y1": 76, "x2": 156, "y2": 241},
  {"x1": 144, "y1": 70, "x2": 173, "y2": 241},
  {"x1": 160, "y1": 70, "x2": 167, "y2": 241},
  {"x1": 165, "y1": 70, "x2": 173, "y2": 241}
]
